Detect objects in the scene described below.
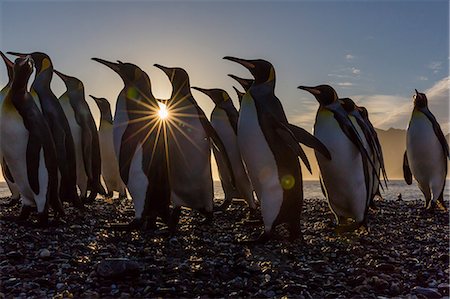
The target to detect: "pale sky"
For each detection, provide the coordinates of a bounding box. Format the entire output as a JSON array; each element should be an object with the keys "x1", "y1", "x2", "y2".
[{"x1": 1, "y1": 0, "x2": 449, "y2": 180}]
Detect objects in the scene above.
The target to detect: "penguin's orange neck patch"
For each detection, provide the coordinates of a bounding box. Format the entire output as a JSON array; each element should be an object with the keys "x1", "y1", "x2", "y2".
[{"x1": 39, "y1": 58, "x2": 51, "y2": 73}]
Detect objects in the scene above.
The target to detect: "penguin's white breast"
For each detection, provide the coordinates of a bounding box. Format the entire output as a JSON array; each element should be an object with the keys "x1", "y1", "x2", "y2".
[
  {"x1": 237, "y1": 96, "x2": 279, "y2": 196},
  {"x1": 407, "y1": 111, "x2": 445, "y2": 180}
]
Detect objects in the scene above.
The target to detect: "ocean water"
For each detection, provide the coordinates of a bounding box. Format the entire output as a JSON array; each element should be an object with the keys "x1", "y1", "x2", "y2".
[{"x1": 3, "y1": 180, "x2": 446, "y2": 202}]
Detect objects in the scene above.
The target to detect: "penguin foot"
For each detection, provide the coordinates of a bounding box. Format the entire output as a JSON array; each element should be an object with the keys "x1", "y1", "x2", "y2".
[
  {"x1": 436, "y1": 200, "x2": 448, "y2": 212},
  {"x1": 105, "y1": 192, "x2": 113, "y2": 199},
  {"x1": 35, "y1": 213, "x2": 49, "y2": 227},
  {"x1": 168, "y1": 207, "x2": 182, "y2": 234},
  {"x1": 0, "y1": 197, "x2": 21, "y2": 207},
  {"x1": 118, "y1": 194, "x2": 128, "y2": 201},
  {"x1": 214, "y1": 199, "x2": 231, "y2": 211}
]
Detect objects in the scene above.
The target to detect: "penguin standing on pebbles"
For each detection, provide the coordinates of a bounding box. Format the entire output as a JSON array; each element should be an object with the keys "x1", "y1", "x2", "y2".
[
  {"x1": 1, "y1": 56, "x2": 63, "y2": 225},
  {"x1": 298, "y1": 84, "x2": 376, "y2": 232},
  {"x1": 8, "y1": 51, "x2": 81, "y2": 208},
  {"x1": 154, "y1": 64, "x2": 235, "y2": 233},
  {"x1": 403, "y1": 89, "x2": 448, "y2": 211},
  {"x1": 0, "y1": 51, "x2": 20, "y2": 203},
  {"x1": 90, "y1": 95, "x2": 127, "y2": 200},
  {"x1": 191, "y1": 87, "x2": 258, "y2": 215},
  {"x1": 92, "y1": 58, "x2": 170, "y2": 229},
  {"x1": 54, "y1": 70, "x2": 106, "y2": 202},
  {"x1": 224, "y1": 57, "x2": 330, "y2": 242}
]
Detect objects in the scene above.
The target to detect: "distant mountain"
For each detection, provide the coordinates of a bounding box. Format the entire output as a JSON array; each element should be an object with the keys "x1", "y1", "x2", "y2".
[{"x1": 301, "y1": 127, "x2": 450, "y2": 180}]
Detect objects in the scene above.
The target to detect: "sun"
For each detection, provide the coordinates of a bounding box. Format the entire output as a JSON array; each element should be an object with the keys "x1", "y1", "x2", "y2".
[{"x1": 158, "y1": 102, "x2": 169, "y2": 120}]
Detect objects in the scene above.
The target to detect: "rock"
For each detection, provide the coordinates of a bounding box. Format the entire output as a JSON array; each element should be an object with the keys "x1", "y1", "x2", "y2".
[
  {"x1": 6, "y1": 251, "x2": 23, "y2": 260},
  {"x1": 437, "y1": 283, "x2": 449, "y2": 296},
  {"x1": 39, "y1": 248, "x2": 51, "y2": 259},
  {"x1": 96, "y1": 258, "x2": 140, "y2": 279},
  {"x1": 411, "y1": 286, "x2": 442, "y2": 298}
]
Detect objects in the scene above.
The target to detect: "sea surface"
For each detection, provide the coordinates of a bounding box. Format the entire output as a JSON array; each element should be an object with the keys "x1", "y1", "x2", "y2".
[{"x1": 2, "y1": 180, "x2": 448, "y2": 202}]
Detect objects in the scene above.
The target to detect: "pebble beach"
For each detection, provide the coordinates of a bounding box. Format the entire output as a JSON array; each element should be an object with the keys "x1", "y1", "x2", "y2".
[{"x1": 0, "y1": 190, "x2": 449, "y2": 298}]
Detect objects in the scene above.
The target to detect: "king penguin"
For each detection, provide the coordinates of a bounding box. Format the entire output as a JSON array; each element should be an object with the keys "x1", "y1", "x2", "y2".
[
  {"x1": 92, "y1": 58, "x2": 170, "y2": 229},
  {"x1": 54, "y1": 70, "x2": 105, "y2": 202},
  {"x1": 7, "y1": 51, "x2": 81, "y2": 208},
  {"x1": 90, "y1": 95, "x2": 127, "y2": 200},
  {"x1": 154, "y1": 64, "x2": 235, "y2": 232},
  {"x1": 339, "y1": 98, "x2": 388, "y2": 206},
  {"x1": 224, "y1": 57, "x2": 331, "y2": 242},
  {"x1": 191, "y1": 87, "x2": 258, "y2": 214},
  {"x1": 403, "y1": 89, "x2": 449, "y2": 210},
  {"x1": 0, "y1": 56, "x2": 63, "y2": 225},
  {"x1": 228, "y1": 74, "x2": 254, "y2": 106},
  {"x1": 298, "y1": 84, "x2": 375, "y2": 232},
  {"x1": 0, "y1": 51, "x2": 20, "y2": 203}
]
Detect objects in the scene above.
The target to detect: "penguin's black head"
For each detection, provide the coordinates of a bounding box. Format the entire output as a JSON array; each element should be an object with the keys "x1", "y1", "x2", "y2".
[
  {"x1": 89, "y1": 95, "x2": 111, "y2": 112},
  {"x1": 228, "y1": 74, "x2": 254, "y2": 91},
  {"x1": 413, "y1": 89, "x2": 428, "y2": 108},
  {"x1": 12, "y1": 56, "x2": 34, "y2": 87},
  {"x1": 358, "y1": 106, "x2": 369, "y2": 119},
  {"x1": 298, "y1": 84, "x2": 338, "y2": 106},
  {"x1": 154, "y1": 64, "x2": 191, "y2": 95},
  {"x1": 54, "y1": 70, "x2": 84, "y2": 91},
  {"x1": 339, "y1": 97, "x2": 357, "y2": 113},
  {"x1": 223, "y1": 57, "x2": 275, "y2": 85},
  {"x1": 8, "y1": 51, "x2": 52, "y2": 74},
  {"x1": 0, "y1": 51, "x2": 14, "y2": 81},
  {"x1": 232, "y1": 86, "x2": 245, "y2": 104},
  {"x1": 191, "y1": 87, "x2": 231, "y2": 106},
  {"x1": 92, "y1": 58, "x2": 150, "y2": 86}
]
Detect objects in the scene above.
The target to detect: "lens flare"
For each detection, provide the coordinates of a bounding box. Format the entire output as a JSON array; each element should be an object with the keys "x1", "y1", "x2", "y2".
[{"x1": 158, "y1": 102, "x2": 169, "y2": 120}]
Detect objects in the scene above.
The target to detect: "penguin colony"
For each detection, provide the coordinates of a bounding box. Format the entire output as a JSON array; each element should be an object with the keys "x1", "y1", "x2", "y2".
[{"x1": 0, "y1": 51, "x2": 447, "y2": 242}]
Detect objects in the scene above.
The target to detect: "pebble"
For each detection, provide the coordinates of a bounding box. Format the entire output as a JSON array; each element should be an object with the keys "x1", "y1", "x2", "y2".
[
  {"x1": 411, "y1": 286, "x2": 442, "y2": 298},
  {"x1": 39, "y1": 248, "x2": 51, "y2": 259}
]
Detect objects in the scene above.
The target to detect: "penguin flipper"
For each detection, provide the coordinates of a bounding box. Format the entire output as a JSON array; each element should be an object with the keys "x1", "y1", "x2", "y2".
[
  {"x1": 420, "y1": 108, "x2": 449, "y2": 158},
  {"x1": 275, "y1": 127, "x2": 312, "y2": 174},
  {"x1": 81, "y1": 127, "x2": 94, "y2": 180},
  {"x1": 197, "y1": 111, "x2": 236, "y2": 188},
  {"x1": 287, "y1": 123, "x2": 331, "y2": 160},
  {"x1": 403, "y1": 151, "x2": 413, "y2": 185},
  {"x1": 26, "y1": 134, "x2": 42, "y2": 195}
]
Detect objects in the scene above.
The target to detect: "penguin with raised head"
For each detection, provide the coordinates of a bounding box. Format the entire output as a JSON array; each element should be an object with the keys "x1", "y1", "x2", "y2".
[
  {"x1": 298, "y1": 84, "x2": 375, "y2": 232},
  {"x1": 224, "y1": 57, "x2": 331, "y2": 242},
  {"x1": 0, "y1": 51, "x2": 20, "y2": 203},
  {"x1": 7, "y1": 51, "x2": 81, "y2": 208},
  {"x1": 90, "y1": 95, "x2": 127, "y2": 199},
  {"x1": 191, "y1": 87, "x2": 257, "y2": 214},
  {"x1": 154, "y1": 64, "x2": 235, "y2": 232},
  {"x1": 403, "y1": 89, "x2": 448, "y2": 210},
  {"x1": 228, "y1": 74, "x2": 253, "y2": 105},
  {"x1": 54, "y1": 70, "x2": 105, "y2": 201},
  {"x1": 92, "y1": 58, "x2": 170, "y2": 229},
  {"x1": 1, "y1": 56, "x2": 63, "y2": 225}
]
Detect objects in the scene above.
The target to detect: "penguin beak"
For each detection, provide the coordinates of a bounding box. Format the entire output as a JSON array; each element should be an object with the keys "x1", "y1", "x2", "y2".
[
  {"x1": 191, "y1": 87, "x2": 217, "y2": 104},
  {"x1": 6, "y1": 51, "x2": 29, "y2": 58},
  {"x1": 298, "y1": 86, "x2": 321, "y2": 96},
  {"x1": 89, "y1": 95, "x2": 101, "y2": 103},
  {"x1": 228, "y1": 74, "x2": 253, "y2": 91},
  {"x1": 154, "y1": 64, "x2": 174, "y2": 79},
  {"x1": 53, "y1": 70, "x2": 70, "y2": 83},
  {"x1": 223, "y1": 56, "x2": 255, "y2": 70},
  {"x1": 191, "y1": 86, "x2": 209, "y2": 95},
  {"x1": 92, "y1": 57, "x2": 120, "y2": 73},
  {"x1": 0, "y1": 51, "x2": 15, "y2": 76},
  {"x1": 414, "y1": 89, "x2": 420, "y2": 96}
]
